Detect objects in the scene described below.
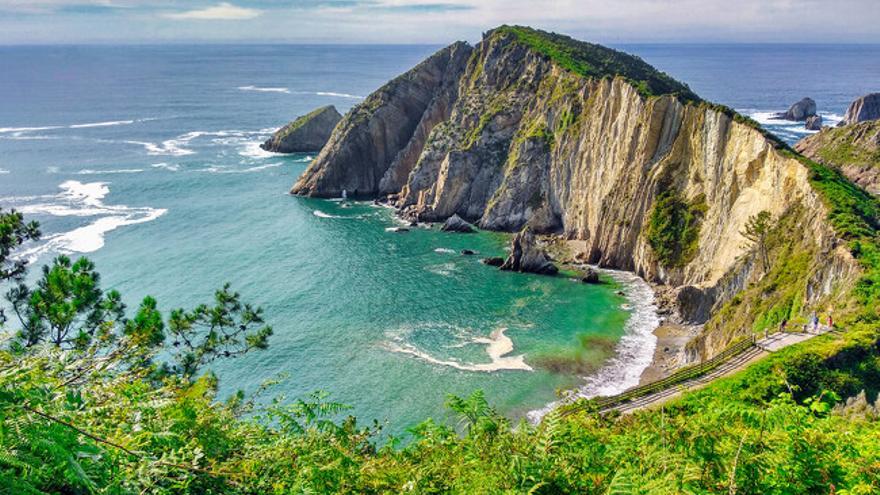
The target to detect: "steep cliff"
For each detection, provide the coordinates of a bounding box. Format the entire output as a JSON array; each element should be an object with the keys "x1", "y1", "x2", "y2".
[{"x1": 292, "y1": 26, "x2": 876, "y2": 358}]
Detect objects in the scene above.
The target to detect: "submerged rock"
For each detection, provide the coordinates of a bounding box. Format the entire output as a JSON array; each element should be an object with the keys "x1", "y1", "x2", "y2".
[
  {"x1": 440, "y1": 214, "x2": 475, "y2": 233},
  {"x1": 482, "y1": 256, "x2": 504, "y2": 266},
  {"x1": 460, "y1": 249, "x2": 476, "y2": 255},
  {"x1": 774, "y1": 97, "x2": 817, "y2": 121},
  {"x1": 840, "y1": 93, "x2": 880, "y2": 126},
  {"x1": 262, "y1": 105, "x2": 342, "y2": 153},
  {"x1": 805, "y1": 115, "x2": 823, "y2": 130},
  {"x1": 500, "y1": 228, "x2": 558, "y2": 275}
]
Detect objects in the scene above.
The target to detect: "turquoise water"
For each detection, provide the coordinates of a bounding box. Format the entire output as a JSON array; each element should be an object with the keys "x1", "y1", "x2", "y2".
[
  {"x1": 0, "y1": 45, "x2": 637, "y2": 434},
  {"x1": 2, "y1": 43, "x2": 877, "y2": 435}
]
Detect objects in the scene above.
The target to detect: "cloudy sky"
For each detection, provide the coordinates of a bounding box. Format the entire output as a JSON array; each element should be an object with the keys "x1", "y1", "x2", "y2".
[{"x1": 1, "y1": 0, "x2": 878, "y2": 44}]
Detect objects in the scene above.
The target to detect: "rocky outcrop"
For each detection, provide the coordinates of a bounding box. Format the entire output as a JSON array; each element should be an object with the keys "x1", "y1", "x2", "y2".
[
  {"x1": 290, "y1": 26, "x2": 862, "y2": 358},
  {"x1": 805, "y1": 115, "x2": 823, "y2": 130},
  {"x1": 796, "y1": 120, "x2": 880, "y2": 195},
  {"x1": 291, "y1": 42, "x2": 473, "y2": 197},
  {"x1": 840, "y1": 93, "x2": 880, "y2": 126},
  {"x1": 774, "y1": 97, "x2": 817, "y2": 121},
  {"x1": 261, "y1": 106, "x2": 342, "y2": 153},
  {"x1": 440, "y1": 214, "x2": 475, "y2": 232},
  {"x1": 500, "y1": 228, "x2": 558, "y2": 275},
  {"x1": 580, "y1": 268, "x2": 600, "y2": 284}
]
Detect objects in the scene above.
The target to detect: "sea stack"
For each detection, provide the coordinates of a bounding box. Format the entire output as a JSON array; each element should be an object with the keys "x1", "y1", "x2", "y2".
[
  {"x1": 774, "y1": 97, "x2": 817, "y2": 121},
  {"x1": 840, "y1": 93, "x2": 880, "y2": 126},
  {"x1": 500, "y1": 228, "x2": 558, "y2": 275},
  {"x1": 261, "y1": 105, "x2": 342, "y2": 153}
]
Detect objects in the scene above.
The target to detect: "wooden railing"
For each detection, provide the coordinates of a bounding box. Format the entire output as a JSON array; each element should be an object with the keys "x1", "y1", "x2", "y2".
[{"x1": 560, "y1": 335, "x2": 757, "y2": 416}]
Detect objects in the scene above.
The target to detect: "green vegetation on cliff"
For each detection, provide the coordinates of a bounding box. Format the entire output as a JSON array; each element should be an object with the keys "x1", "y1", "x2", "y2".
[
  {"x1": 491, "y1": 25, "x2": 699, "y2": 102},
  {"x1": 646, "y1": 190, "x2": 706, "y2": 268}
]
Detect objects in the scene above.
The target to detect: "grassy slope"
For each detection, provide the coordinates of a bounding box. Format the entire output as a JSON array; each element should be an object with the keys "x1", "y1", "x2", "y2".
[{"x1": 798, "y1": 120, "x2": 880, "y2": 170}]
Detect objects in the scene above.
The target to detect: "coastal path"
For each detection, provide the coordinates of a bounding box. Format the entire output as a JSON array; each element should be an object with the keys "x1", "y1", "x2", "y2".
[{"x1": 561, "y1": 325, "x2": 836, "y2": 417}]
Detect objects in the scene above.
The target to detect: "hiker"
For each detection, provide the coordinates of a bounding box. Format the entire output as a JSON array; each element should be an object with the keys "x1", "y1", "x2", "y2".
[
  {"x1": 779, "y1": 318, "x2": 788, "y2": 333},
  {"x1": 828, "y1": 313, "x2": 833, "y2": 329},
  {"x1": 810, "y1": 312, "x2": 819, "y2": 332}
]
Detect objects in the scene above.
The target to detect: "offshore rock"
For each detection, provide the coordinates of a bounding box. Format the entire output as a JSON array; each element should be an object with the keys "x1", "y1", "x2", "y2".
[
  {"x1": 261, "y1": 105, "x2": 342, "y2": 153},
  {"x1": 774, "y1": 97, "x2": 817, "y2": 121},
  {"x1": 840, "y1": 93, "x2": 880, "y2": 126},
  {"x1": 500, "y1": 228, "x2": 558, "y2": 275}
]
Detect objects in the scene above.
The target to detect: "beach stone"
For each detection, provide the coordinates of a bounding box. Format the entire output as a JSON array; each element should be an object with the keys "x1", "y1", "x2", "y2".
[
  {"x1": 440, "y1": 214, "x2": 475, "y2": 233},
  {"x1": 774, "y1": 97, "x2": 817, "y2": 121},
  {"x1": 805, "y1": 115, "x2": 823, "y2": 130}
]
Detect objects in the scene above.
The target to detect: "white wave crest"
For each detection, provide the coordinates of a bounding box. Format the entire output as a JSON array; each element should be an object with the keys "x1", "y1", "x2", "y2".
[
  {"x1": 0, "y1": 168, "x2": 9, "y2": 175},
  {"x1": 238, "y1": 85, "x2": 290, "y2": 94},
  {"x1": 313, "y1": 210, "x2": 342, "y2": 219},
  {"x1": 386, "y1": 326, "x2": 532, "y2": 372},
  {"x1": 238, "y1": 141, "x2": 277, "y2": 159},
  {"x1": 151, "y1": 163, "x2": 180, "y2": 172},
  {"x1": 315, "y1": 91, "x2": 364, "y2": 99},
  {"x1": 527, "y1": 268, "x2": 660, "y2": 423},
  {"x1": 11, "y1": 181, "x2": 166, "y2": 260},
  {"x1": 434, "y1": 248, "x2": 456, "y2": 254},
  {"x1": 76, "y1": 168, "x2": 144, "y2": 175},
  {"x1": 69, "y1": 120, "x2": 136, "y2": 129}
]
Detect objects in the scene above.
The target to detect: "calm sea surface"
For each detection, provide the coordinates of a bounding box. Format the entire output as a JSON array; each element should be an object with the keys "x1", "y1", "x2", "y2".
[{"x1": 1, "y1": 43, "x2": 876, "y2": 435}]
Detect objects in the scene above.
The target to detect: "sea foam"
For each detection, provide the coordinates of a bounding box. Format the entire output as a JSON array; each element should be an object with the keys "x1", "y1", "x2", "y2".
[
  {"x1": 385, "y1": 326, "x2": 533, "y2": 372},
  {"x1": 10, "y1": 180, "x2": 166, "y2": 261},
  {"x1": 527, "y1": 268, "x2": 660, "y2": 422}
]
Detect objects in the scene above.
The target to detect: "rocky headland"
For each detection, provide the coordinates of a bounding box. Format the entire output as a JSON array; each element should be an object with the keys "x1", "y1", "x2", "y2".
[
  {"x1": 261, "y1": 105, "x2": 342, "y2": 153},
  {"x1": 291, "y1": 26, "x2": 871, "y2": 371}
]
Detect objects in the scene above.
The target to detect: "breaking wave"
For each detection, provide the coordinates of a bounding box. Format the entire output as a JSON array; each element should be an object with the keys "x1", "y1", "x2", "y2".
[
  {"x1": 238, "y1": 85, "x2": 290, "y2": 94},
  {"x1": 4, "y1": 181, "x2": 166, "y2": 260},
  {"x1": 527, "y1": 268, "x2": 659, "y2": 422}
]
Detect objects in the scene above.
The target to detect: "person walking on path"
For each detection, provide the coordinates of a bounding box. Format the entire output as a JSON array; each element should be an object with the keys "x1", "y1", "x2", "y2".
[
  {"x1": 810, "y1": 312, "x2": 819, "y2": 332},
  {"x1": 779, "y1": 318, "x2": 788, "y2": 334},
  {"x1": 827, "y1": 313, "x2": 833, "y2": 329}
]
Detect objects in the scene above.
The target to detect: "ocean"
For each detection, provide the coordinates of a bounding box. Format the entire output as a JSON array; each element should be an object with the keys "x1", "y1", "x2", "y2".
[{"x1": 1, "y1": 43, "x2": 877, "y2": 435}]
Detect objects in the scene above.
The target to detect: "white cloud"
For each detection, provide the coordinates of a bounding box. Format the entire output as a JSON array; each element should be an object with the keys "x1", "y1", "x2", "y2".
[{"x1": 163, "y1": 2, "x2": 261, "y2": 21}]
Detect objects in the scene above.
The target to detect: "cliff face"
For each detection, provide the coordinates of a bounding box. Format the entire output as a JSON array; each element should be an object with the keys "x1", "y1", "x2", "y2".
[
  {"x1": 292, "y1": 27, "x2": 863, "y2": 357},
  {"x1": 795, "y1": 120, "x2": 880, "y2": 195},
  {"x1": 291, "y1": 42, "x2": 473, "y2": 197}
]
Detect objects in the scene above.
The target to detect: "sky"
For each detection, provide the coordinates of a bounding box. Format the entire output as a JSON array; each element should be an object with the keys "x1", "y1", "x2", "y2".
[{"x1": 1, "y1": 0, "x2": 879, "y2": 44}]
